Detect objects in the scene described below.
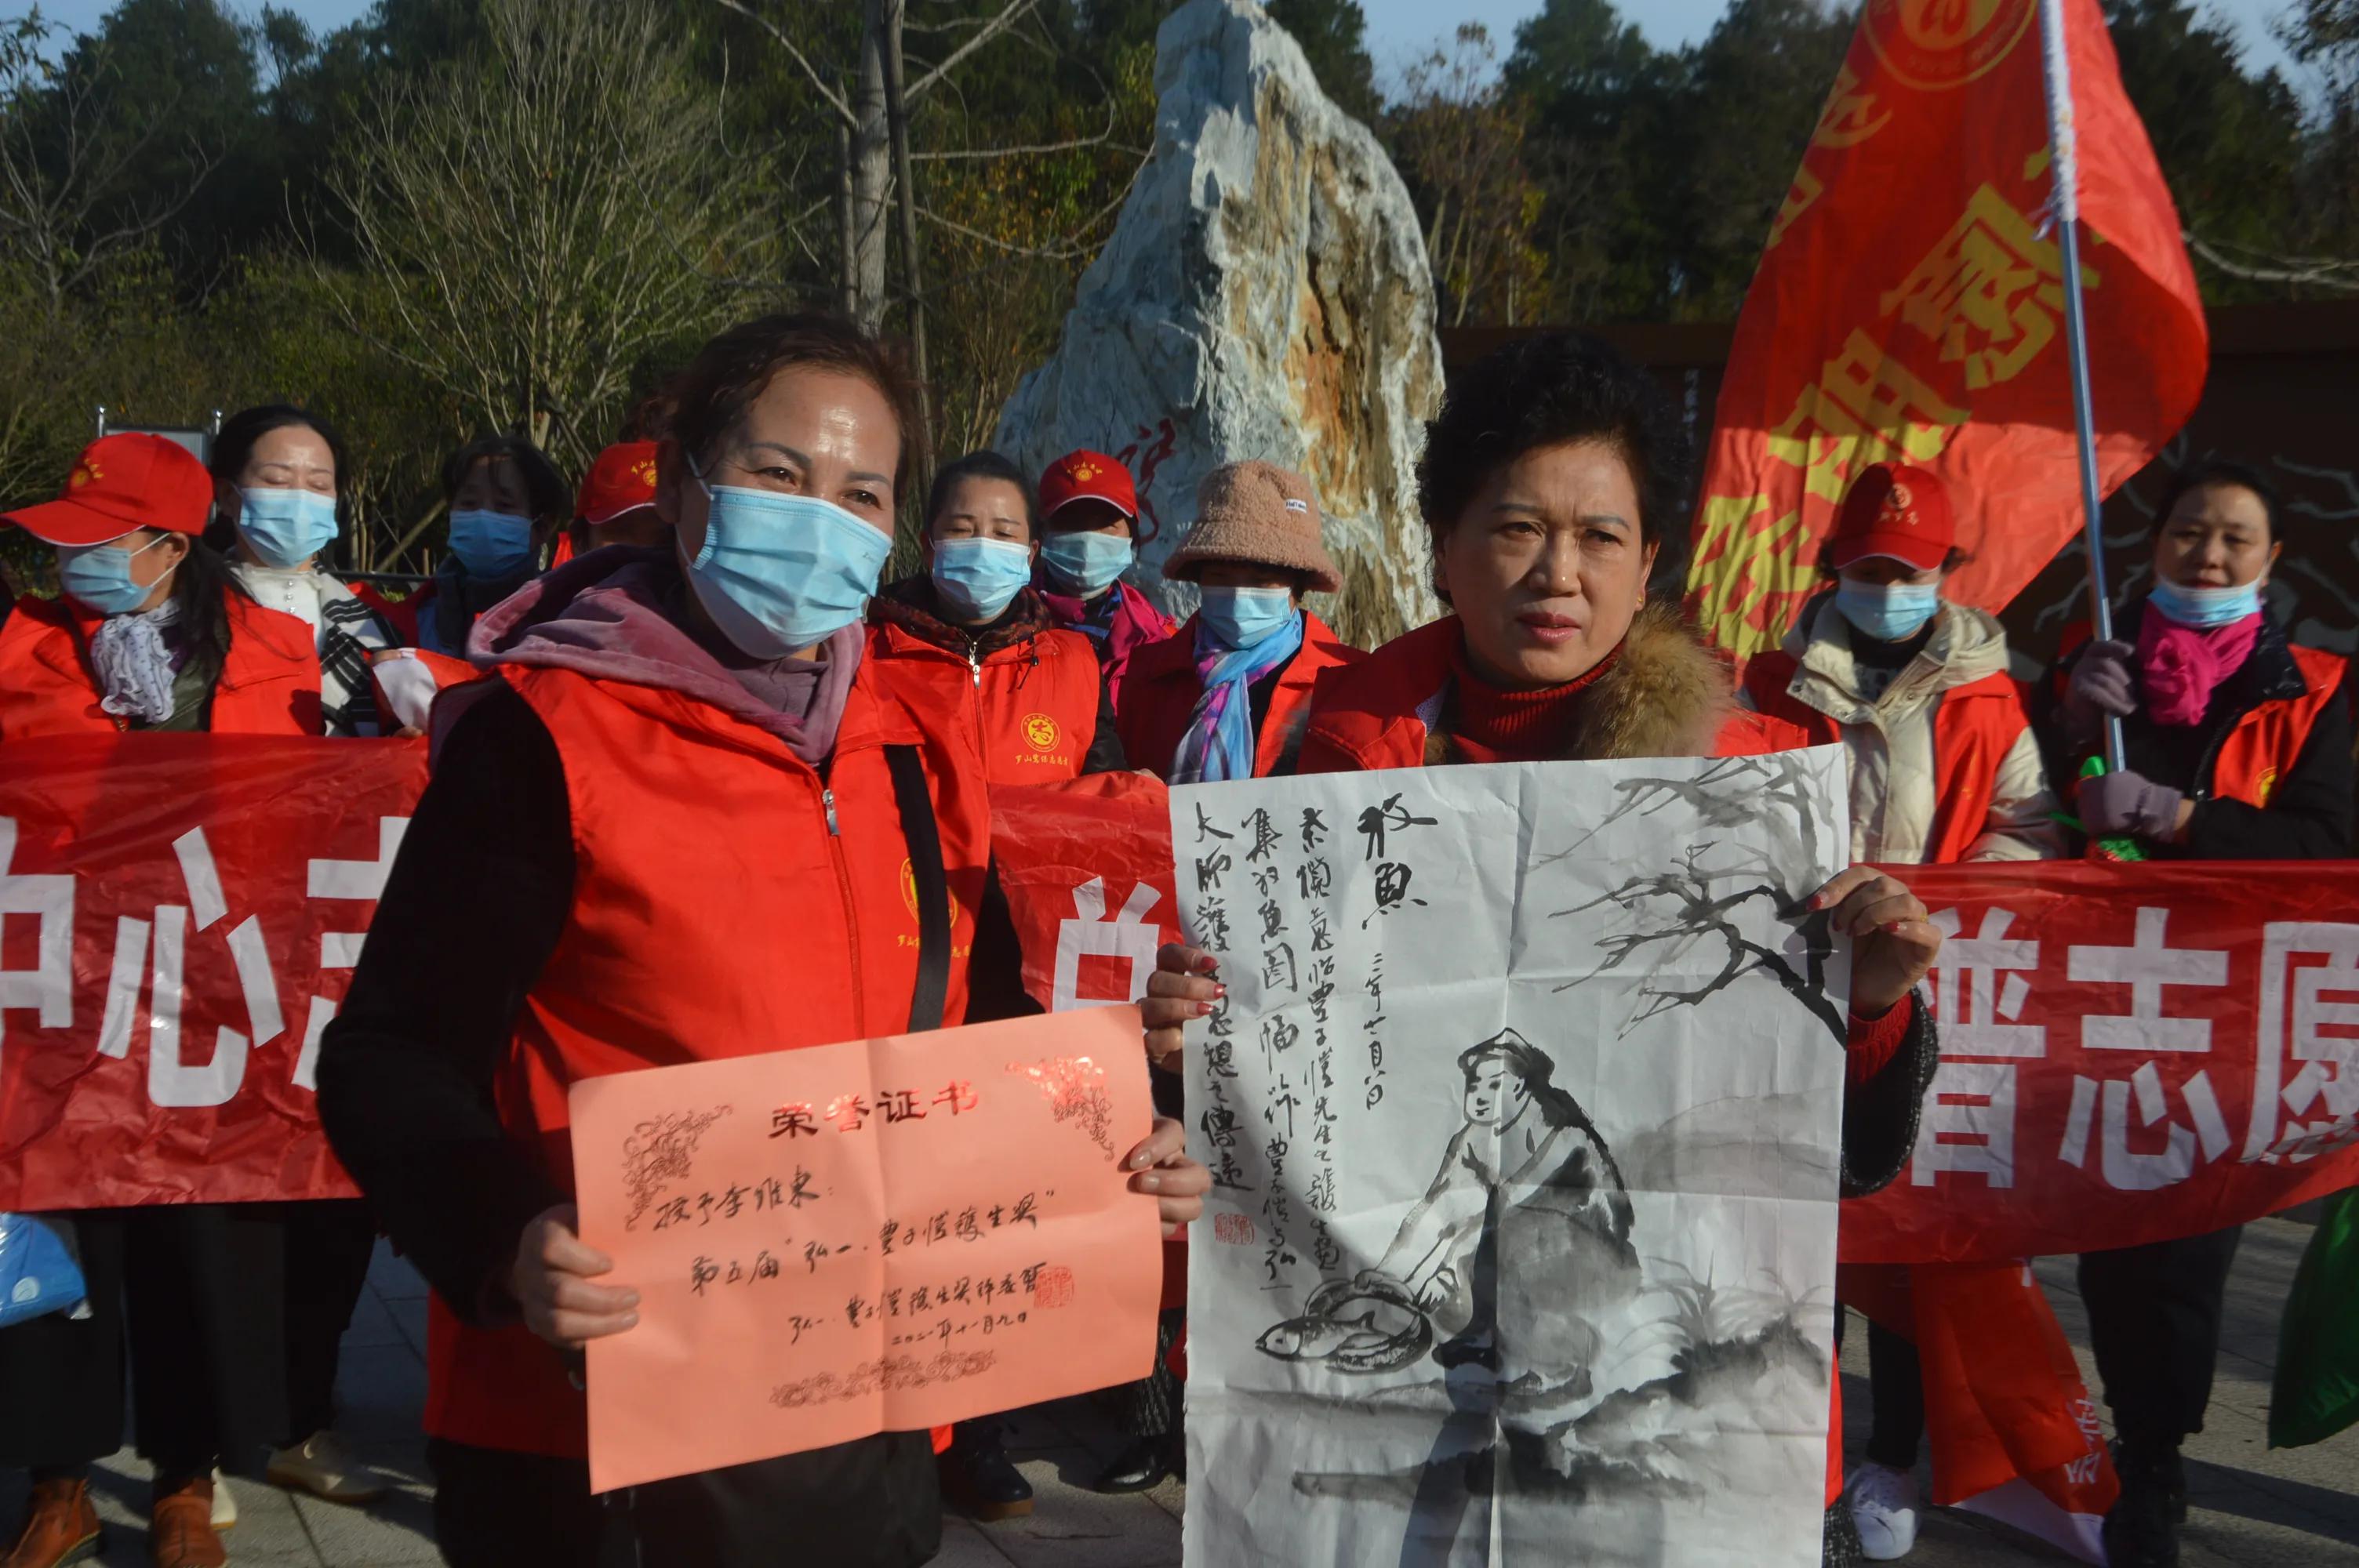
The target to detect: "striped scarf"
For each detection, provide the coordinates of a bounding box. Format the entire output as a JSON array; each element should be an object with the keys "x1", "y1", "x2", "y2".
[
  {"x1": 1169, "y1": 612, "x2": 1303, "y2": 785},
  {"x1": 232, "y1": 564, "x2": 402, "y2": 736}
]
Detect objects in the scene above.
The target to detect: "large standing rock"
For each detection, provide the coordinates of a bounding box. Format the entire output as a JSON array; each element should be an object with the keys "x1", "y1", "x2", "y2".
[{"x1": 992, "y1": 0, "x2": 1444, "y2": 647}]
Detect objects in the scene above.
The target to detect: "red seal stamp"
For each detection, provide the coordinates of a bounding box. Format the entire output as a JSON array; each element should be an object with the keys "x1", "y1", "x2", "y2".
[
  {"x1": 1212, "y1": 1212, "x2": 1256, "y2": 1246},
  {"x1": 1031, "y1": 1265, "x2": 1074, "y2": 1308}
]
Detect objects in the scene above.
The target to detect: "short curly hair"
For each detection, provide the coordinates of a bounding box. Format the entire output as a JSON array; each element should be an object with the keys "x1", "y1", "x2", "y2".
[{"x1": 1417, "y1": 332, "x2": 1692, "y2": 564}]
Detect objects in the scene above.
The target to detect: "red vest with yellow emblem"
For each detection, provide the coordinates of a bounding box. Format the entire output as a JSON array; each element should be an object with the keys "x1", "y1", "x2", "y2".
[
  {"x1": 421, "y1": 655, "x2": 991, "y2": 1458},
  {"x1": 2211, "y1": 643, "x2": 2346, "y2": 807},
  {"x1": 864, "y1": 619, "x2": 1103, "y2": 785}
]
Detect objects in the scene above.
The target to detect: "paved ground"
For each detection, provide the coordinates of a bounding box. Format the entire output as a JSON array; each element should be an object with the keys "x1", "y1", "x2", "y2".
[{"x1": 10, "y1": 1214, "x2": 2354, "y2": 1566}]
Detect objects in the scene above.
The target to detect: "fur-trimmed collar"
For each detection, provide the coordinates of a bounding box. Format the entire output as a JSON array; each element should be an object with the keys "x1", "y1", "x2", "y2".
[{"x1": 1427, "y1": 601, "x2": 1736, "y2": 765}]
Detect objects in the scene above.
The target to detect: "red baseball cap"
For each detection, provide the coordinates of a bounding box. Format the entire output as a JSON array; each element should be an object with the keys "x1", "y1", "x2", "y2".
[
  {"x1": 5, "y1": 434, "x2": 215, "y2": 547},
  {"x1": 576, "y1": 441, "x2": 661, "y2": 526},
  {"x1": 1828, "y1": 463, "x2": 1956, "y2": 572},
  {"x1": 1038, "y1": 449, "x2": 1138, "y2": 523}
]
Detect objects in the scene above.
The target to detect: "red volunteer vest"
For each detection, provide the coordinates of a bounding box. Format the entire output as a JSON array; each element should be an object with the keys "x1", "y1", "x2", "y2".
[
  {"x1": 1117, "y1": 611, "x2": 1364, "y2": 781},
  {"x1": 864, "y1": 619, "x2": 1104, "y2": 785},
  {"x1": 2212, "y1": 644, "x2": 2345, "y2": 807},
  {"x1": 423, "y1": 658, "x2": 993, "y2": 1457},
  {"x1": 1743, "y1": 652, "x2": 2034, "y2": 866},
  {"x1": 0, "y1": 590, "x2": 322, "y2": 739}
]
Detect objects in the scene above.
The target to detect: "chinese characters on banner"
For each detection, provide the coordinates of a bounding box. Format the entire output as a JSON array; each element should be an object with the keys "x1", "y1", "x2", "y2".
[
  {"x1": 1172, "y1": 750, "x2": 1853, "y2": 1568},
  {"x1": 567, "y1": 1007, "x2": 1164, "y2": 1493},
  {"x1": 990, "y1": 775, "x2": 1187, "y2": 1015},
  {"x1": 1844, "y1": 858, "x2": 2359, "y2": 1261},
  {"x1": 1683, "y1": 0, "x2": 2206, "y2": 670},
  {"x1": 5, "y1": 743, "x2": 2356, "y2": 1267},
  {"x1": 0, "y1": 733, "x2": 425, "y2": 1210}
]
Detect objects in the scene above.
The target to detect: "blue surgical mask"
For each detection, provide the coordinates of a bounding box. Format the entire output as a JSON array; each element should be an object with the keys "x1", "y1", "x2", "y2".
[
  {"x1": 679, "y1": 464, "x2": 892, "y2": 658},
  {"x1": 57, "y1": 535, "x2": 172, "y2": 617},
  {"x1": 1198, "y1": 586, "x2": 1297, "y2": 651},
  {"x1": 931, "y1": 536, "x2": 1034, "y2": 622},
  {"x1": 447, "y1": 508, "x2": 536, "y2": 580},
  {"x1": 1040, "y1": 529, "x2": 1132, "y2": 597},
  {"x1": 2148, "y1": 576, "x2": 2263, "y2": 630},
  {"x1": 1834, "y1": 579, "x2": 1941, "y2": 643},
  {"x1": 237, "y1": 487, "x2": 340, "y2": 568}
]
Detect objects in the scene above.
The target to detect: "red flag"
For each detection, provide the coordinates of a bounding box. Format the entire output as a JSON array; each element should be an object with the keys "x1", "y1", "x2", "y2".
[{"x1": 1684, "y1": 0, "x2": 2207, "y2": 670}]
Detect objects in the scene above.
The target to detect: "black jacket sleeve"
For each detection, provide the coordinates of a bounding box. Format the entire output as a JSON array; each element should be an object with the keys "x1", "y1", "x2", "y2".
[
  {"x1": 2185, "y1": 676, "x2": 2355, "y2": 860},
  {"x1": 314, "y1": 684, "x2": 576, "y2": 1325},
  {"x1": 1083, "y1": 668, "x2": 1129, "y2": 775},
  {"x1": 963, "y1": 858, "x2": 1045, "y2": 1025},
  {"x1": 1839, "y1": 993, "x2": 1939, "y2": 1200}
]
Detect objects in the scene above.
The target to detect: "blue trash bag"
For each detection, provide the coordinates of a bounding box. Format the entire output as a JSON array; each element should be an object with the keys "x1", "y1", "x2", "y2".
[{"x1": 0, "y1": 1212, "x2": 87, "y2": 1329}]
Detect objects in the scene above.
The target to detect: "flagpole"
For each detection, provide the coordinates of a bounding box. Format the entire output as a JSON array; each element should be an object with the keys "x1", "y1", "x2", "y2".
[{"x1": 2039, "y1": 0, "x2": 2128, "y2": 771}]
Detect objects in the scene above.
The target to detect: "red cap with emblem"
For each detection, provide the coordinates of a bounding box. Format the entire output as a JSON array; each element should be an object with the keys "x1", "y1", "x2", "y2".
[
  {"x1": 1828, "y1": 463, "x2": 1956, "y2": 572},
  {"x1": 1037, "y1": 448, "x2": 1138, "y2": 523},
  {"x1": 576, "y1": 441, "x2": 661, "y2": 526},
  {"x1": 4, "y1": 433, "x2": 214, "y2": 546}
]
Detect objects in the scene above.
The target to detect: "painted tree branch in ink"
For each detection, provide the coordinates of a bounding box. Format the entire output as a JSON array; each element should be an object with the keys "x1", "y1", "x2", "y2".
[
  {"x1": 1549, "y1": 844, "x2": 1843, "y2": 1041},
  {"x1": 1172, "y1": 749, "x2": 1848, "y2": 1568},
  {"x1": 1536, "y1": 753, "x2": 1826, "y2": 891}
]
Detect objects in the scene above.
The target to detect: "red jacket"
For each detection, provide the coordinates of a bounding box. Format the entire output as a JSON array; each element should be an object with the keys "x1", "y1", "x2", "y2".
[
  {"x1": 0, "y1": 590, "x2": 322, "y2": 739},
  {"x1": 1118, "y1": 611, "x2": 1363, "y2": 780},
  {"x1": 864, "y1": 615, "x2": 1105, "y2": 786},
  {"x1": 1743, "y1": 649, "x2": 2039, "y2": 866},
  {"x1": 423, "y1": 654, "x2": 994, "y2": 1458},
  {"x1": 1296, "y1": 613, "x2": 1804, "y2": 774}
]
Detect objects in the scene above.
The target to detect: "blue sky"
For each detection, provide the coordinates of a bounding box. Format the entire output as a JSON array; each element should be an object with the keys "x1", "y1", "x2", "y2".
[{"x1": 21, "y1": 0, "x2": 2316, "y2": 97}]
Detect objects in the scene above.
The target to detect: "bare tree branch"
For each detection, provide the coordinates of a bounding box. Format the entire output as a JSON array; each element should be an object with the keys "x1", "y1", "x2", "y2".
[
  {"x1": 906, "y1": 0, "x2": 1039, "y2": 100},
  {"x1": 711, "y1": 0, "x2": 856, "y2": 130},
  {"x1": 2184, "y1": 230, "x2": 2359, "y2": 292}
]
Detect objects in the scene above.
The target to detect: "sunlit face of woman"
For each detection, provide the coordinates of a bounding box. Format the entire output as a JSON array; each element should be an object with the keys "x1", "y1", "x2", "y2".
[
  {"x1": 659, "y1": 365, "x2": 901, "y2": 562},
  {"x1": 234, "y1": 423, "x2": 336, "y2": 502},
  {"x1": 2152, "y1": 482, "x2": 2278, "y2": 591},
  {"x1": 1435, "y1": 439, "x2": 1657, "y2": 691},
  {"x1": 1463, "y1": 1062, "x2": 1532, "y2": 1127},
  {"x1": 922, "y1": 475, "x2": 1033, "y2": 561}
]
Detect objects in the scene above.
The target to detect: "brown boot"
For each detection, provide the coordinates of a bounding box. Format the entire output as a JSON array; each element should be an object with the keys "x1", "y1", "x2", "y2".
[
  {"x1": 147, "y1": 1478, "x2": 225, "y2": 1568},
  {"x1": 2, "y1": 1475, "x2": 102, "y2": 1568}
]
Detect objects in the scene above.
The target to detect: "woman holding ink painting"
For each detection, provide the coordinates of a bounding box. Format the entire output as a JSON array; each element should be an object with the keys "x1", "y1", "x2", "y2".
[{"x1": 1141, "y1": 331, "x2": 1946, "y2": 1568}]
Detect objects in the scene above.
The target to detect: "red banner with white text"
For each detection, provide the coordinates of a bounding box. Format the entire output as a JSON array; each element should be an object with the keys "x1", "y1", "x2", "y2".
[
  {"x1": 0, "y1": 733, "x2": 427, "y2": 1210},
  {"x1": 993, "y1": 782, "x2": 2359, "y2": 1263},
  {"x1": 6, "y1": 753, "x2": 2356, "y2": 1262}
]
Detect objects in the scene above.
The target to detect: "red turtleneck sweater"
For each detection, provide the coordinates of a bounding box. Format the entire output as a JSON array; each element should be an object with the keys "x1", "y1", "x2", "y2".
[{"x1": 1445, "y1": 641, "x2": 1622, "y2": 765}]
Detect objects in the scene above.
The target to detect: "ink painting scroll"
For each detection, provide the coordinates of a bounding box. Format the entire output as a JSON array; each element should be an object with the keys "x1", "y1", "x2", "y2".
[{"x1": 1172, "y1": 749, "x2": 1852, "y2": 1568}]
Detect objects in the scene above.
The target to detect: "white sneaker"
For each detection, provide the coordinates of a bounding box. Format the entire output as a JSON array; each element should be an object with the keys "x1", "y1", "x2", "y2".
[
  {"x1": 266, "y1": 1429, "x2": 390, "y2": 1505},
  {"x1": 210, "y1": 1468, "x2": 237, "y2": 1529},
  {"x1": 1846, "y1": 1461, "x2": 1920, "y2": 1560}
]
